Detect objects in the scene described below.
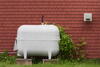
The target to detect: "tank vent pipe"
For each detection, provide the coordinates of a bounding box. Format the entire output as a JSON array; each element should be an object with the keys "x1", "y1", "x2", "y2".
[{"x1": 41, "y1": 16, "x2": 44, "y2": 25}]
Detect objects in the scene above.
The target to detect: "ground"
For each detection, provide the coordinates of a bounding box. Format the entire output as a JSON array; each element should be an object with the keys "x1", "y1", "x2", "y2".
[{"x1": 0, "y1": 60, "x2": 100, "y2": 67}]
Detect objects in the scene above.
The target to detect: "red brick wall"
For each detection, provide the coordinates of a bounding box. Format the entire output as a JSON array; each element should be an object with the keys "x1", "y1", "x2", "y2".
[{"x1": 0, "y1": 0, "x2": 100, "y2": 58}]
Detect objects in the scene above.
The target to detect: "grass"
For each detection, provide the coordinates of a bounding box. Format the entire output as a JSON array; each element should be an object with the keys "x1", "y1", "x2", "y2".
[
  {"x1": 0, "y1": 60, "x2": 100, "y2": 67},
  {"x1": 0, "y1": 63, "x2": 99, "y2": 67}
]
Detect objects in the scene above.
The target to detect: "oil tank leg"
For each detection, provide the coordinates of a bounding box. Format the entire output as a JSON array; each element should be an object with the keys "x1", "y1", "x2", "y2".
[
  {"x1": 17, "y1": 53, "x2": 21, "y2": 56},
  {"x1": 48, "y1": 51, "x2": 52, "y2": 60},
  {"x1": 23, "y1": 50, "x2": 27, "y2": 59}
]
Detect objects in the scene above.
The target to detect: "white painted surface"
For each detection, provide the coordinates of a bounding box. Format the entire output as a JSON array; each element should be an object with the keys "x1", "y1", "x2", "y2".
[
  {"x1": 84, "y1": 13, "x2": 92, "y2": 22},
  {"x1": 14, "y1": 25, "x2": 60, "y2": 59}
]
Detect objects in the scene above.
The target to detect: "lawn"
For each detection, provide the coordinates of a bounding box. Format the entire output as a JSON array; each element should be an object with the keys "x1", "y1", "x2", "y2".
[{"x1": 0, "y1": 61, "x2": 100, "y2": 67}]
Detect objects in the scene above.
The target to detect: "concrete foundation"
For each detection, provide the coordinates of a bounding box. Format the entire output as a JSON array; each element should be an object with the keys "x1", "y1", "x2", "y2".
[
  {"x1": 16, "y1": 58, "x2": 32, "y2": 65},
  {"x1": 43, "y1": 59, "x2": 58, "y2": 64}
]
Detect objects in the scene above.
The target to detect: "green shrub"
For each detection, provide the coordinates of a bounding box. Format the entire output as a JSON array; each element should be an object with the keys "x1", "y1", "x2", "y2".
[
  {"x1": 57, "y1": 25, "x2": 86, "y2": 61},
  {"x1": 57, "y1": 25, "x2": 75, "y2": 60},
  {"x1": 0, "y1": 50, "x2": 16, "y2": 64},
  {"x1": 74, "y1": 38, "x2": 86, "y2": 61}
]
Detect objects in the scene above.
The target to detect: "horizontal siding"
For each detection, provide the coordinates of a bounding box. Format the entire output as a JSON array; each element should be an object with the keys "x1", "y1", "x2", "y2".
[{"x1": 0, "y1": 0, "x2": 100, "y2": 58}]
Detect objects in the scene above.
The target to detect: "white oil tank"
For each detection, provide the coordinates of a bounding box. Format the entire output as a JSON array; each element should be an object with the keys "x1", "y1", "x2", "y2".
[{"x1": 14, "y1": 25, "x2": 60, "y2": 59}]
